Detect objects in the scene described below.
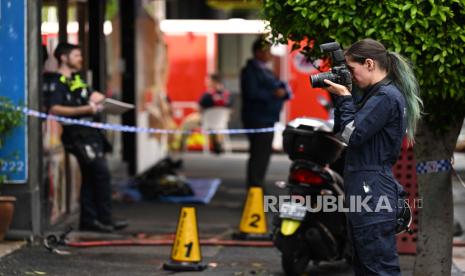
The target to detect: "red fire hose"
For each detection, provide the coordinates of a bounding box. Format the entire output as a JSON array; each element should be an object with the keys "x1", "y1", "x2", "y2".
[
  {"x1": 65, "y1": 239, "x2": 273, "y2": 248},
  {"x1": 43, "y1": 228, "x2": 273, "y2": 252}
]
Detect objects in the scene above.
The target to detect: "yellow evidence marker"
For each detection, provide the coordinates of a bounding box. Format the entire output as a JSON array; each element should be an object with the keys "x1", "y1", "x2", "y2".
[
  {"x1": 232, "y1": 186, "x2": 272, "y2": 241},
  {"x1": 163, "y1": 207, "x2": 207, "y2": 271}
]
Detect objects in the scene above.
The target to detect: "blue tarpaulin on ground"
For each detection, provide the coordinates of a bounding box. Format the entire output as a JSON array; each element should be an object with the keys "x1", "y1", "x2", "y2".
[
  {"x1": 119, "y1": 178, "x2": 221, "y2": 204},
  {"x1": 159, "y1": 178, "x2": 221, "y2": 204}
]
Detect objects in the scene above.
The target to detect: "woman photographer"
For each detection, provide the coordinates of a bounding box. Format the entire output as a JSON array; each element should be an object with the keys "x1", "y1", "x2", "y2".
[{"x1": 323, "y1": 38, "x2": 422, "y2": 275}]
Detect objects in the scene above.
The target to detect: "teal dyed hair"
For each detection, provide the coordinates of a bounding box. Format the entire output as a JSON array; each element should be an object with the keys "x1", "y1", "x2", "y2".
[
  {"x1": 346, "y1": 39, "x2": 423, "y2": 143},
  {"x1": 387, "y1": 51, "x2": 423, "y2": 143}
]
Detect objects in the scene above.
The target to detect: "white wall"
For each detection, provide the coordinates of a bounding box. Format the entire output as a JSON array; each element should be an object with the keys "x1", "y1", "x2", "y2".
[{"x1": 136, "y1": 112, "x2": 168, "y2": 174}]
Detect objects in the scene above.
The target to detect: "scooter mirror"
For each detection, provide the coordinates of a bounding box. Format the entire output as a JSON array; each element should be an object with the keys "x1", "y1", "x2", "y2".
[
  {"x1": 317, "y1": 95, "x2": 331, "y2": 112},
  {"x1": 274, "y1": 181, "x2": 287, "y2": 189}
]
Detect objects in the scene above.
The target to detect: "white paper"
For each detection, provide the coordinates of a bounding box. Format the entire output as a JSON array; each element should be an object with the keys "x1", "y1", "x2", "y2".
[{"x1": 101, "y1": 98, "x2": 134, "y2": 115}]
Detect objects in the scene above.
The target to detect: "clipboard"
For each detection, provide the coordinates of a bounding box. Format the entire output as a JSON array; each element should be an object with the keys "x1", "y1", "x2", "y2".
[{"x1": 101, "y1": 98, "x2": 134, "y2": 115}]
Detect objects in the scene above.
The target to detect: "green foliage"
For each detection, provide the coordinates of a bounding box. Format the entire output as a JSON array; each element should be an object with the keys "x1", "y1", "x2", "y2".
[
  {"x1": 0, "y1": 97, "x2": 23, "y2": 148},
  {"x1": 0, "y1": 97, "x2": 23, "y2": 185},
  {"x1": 106, "y1": 0, "x2": 119, "y2": 21},
  {"x1": 262, "y1": 0, "x2": 465, "y2": 130}
]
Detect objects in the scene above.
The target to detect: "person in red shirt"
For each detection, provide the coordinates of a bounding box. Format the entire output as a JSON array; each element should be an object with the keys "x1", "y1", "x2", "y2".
[
  {"x1": 198, "y1": 74, "x2": 232, "y2": 110},
  {"x1": 198, "y1": 74, "x2": 233, "y2": 154}
]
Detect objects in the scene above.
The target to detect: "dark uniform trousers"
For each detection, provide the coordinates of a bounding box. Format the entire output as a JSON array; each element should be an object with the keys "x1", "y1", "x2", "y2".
[
  {"x1": 67, "y1": 135, "x2": 112, "y2": 226},
  {"x1": 350, "y1": 221, "x2": 401, "y2": 276},
  {"x1": 244, "y1": 122, "x2": 274, "y2": 188}
]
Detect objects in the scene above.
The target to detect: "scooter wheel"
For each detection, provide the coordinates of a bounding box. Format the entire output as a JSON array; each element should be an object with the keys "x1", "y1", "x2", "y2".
[{"x1": 281, "y1": 251, "x2": 311, "y2": 276}]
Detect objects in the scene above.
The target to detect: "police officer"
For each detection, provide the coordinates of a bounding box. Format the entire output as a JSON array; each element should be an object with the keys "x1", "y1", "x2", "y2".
[
  {"x1": 47, "y1": 43, "x2": 128, "y2": 233},
  {"x1": 324, "y1": 39, "x2": 422, "y2": 275}
]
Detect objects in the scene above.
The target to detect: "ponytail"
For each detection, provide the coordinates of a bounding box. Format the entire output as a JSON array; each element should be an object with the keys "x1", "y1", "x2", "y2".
[{"x1": 387, "y1": 51, "x2": 423, "y2": 144}]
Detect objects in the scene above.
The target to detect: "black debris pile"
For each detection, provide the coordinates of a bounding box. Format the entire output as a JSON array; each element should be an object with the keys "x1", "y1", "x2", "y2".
[{"x1": 135, "y1": 157, "x2": 193, "y2": 200}]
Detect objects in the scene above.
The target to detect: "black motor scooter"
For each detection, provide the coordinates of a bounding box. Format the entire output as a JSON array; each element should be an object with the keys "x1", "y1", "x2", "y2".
[
  {"x1": 273, "y1": 117, "x2": 349, "y2": 275},
  {"x1": 273, "y1": 117, "x2": 413, "y2": 275}
]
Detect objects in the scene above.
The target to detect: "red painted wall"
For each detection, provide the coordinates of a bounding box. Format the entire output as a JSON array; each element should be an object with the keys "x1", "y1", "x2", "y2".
[
  {"x1": 287, "y1": 49, "x2": 331, "y2": 121},
  {"x1": 164, "y1": 34, "x2": 331, "y2": 125},
  {"x1": 165, "y1": 34, "x2": 208, "y2": 101}
]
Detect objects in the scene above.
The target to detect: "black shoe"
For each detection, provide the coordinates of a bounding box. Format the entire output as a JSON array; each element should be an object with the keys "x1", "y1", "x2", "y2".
[
  {"x1": 212, "y1": 142, "x2": 224, "y2": 155},
  {"x1": 80, "y1": 220, "x2": 114, "y2": 233},
  {"x1": 454, "y1": 220, "x2": 463, "y2": 237},
  {"x1": 112, "y1": 219, "x2": 129, "y2": 231}
]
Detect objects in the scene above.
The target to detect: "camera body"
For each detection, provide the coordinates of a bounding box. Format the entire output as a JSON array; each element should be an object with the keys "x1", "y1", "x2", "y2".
[{"x1": 310, "y1": 42, "x2": 352, "y2": 89}]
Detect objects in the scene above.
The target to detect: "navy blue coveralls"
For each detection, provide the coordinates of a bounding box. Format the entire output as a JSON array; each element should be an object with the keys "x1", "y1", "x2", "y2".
[
  {"x1": 45, "y1": 73, "x2": 113, "y2": 228},
  {"x1": 333, "y1": 78, "x2": 407, "y2": 275}
]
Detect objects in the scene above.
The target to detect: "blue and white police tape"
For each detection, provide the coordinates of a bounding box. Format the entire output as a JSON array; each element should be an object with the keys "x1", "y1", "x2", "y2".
[
  {"x1": 20, "y1": 106, "x2": 281, "y2": 135},
  {"x1": 416, "y1": 159, "x2": 452, "y2": 174}
]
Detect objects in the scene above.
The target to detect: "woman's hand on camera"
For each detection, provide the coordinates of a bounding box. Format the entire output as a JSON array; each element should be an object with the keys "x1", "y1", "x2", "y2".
[{"x1": 323, "y1": 79, "x2": 351, "y2": 96}]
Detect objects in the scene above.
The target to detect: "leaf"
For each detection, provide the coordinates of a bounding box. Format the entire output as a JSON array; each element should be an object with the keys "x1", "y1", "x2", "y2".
[
  {"x1": 402, "y1": 3, "x2": 413, "y2": 11},
  {"x1": 322, "y1": 18, "x2": 329, "y2": 28},
  {"x1": 439, "y1": 65, "x2": 445, "y2": 73},
  {"x1": 430, "y1": 5, "x2": 438, "y2": 16},
  {"x1": 405, "y1": 46, "x2": 415, "y2": 53},
  {"x1": 405, "y1": 20, "x2": 413, "y2": 30},
  {"x1": 301, "y1": 9, "x2": 308, "y2": 17},
  {"x1": 411, "y1": 6, "x2": 418, "y2": 18},
  {"x1": 366, "y1": 28, "x2": 376, "y2": 36},
  {"x1": 438, "y1": 10, "x2": 447, "y2": 22},
  {"x1": 309, "y1": 1, "x2": 318, "y2": 7},
  {"x1": 418, "y1": 19, "x2": 429, "y2": 29}
]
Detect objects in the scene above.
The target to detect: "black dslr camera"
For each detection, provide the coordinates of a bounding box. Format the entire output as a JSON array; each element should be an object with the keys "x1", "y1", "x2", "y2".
[{"x1": 310, "y1": 42, "x2": 352, "y2": 90}]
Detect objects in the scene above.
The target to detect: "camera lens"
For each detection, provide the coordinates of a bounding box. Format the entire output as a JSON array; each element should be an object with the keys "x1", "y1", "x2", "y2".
[{"x1": 310, "y1": 72, "x2": 337, "y2": 88}]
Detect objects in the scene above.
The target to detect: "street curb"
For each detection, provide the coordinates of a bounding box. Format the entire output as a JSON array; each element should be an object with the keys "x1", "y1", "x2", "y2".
[{"x1": 0, "y1": 241, "x2": 26, "y2": 260}]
